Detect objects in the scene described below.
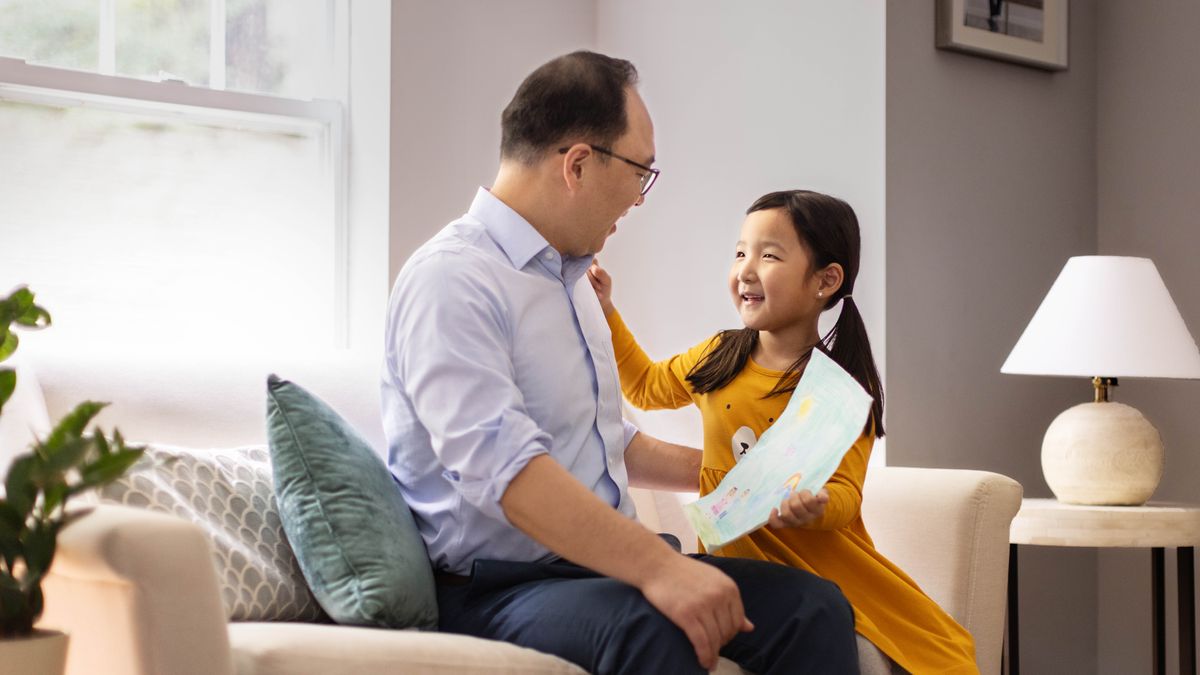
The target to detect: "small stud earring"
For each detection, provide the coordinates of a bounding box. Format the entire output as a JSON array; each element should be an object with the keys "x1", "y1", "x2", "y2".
[{"x1": 818, "y1": 292, "x2": 824, "y2": 298}]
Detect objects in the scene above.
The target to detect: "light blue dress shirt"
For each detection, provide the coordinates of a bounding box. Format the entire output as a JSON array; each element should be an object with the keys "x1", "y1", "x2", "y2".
[{"x1": 382, "y1": 188, "x2": 639, "y2": 575}]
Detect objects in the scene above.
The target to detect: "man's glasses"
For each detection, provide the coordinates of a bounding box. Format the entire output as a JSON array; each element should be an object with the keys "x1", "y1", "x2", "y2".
[{"x1": 558, "y1": 144, "x2": 660, "y2": 196}]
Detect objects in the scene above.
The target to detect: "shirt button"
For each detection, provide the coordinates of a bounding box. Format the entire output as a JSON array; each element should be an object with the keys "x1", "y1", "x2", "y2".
[{"x1": 543, "y1": 251, "x2": 553, "y2": 260}]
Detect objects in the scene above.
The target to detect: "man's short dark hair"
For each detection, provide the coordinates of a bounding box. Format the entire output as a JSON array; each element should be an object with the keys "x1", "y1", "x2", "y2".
[{"x1": 500, "y1": 50, "x2": 639, "y2": 164}]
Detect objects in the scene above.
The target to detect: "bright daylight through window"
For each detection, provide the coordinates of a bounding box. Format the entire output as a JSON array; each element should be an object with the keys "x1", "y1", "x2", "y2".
[{"x1": 0, "y1": 1, "x2": 344, "y2": 350}]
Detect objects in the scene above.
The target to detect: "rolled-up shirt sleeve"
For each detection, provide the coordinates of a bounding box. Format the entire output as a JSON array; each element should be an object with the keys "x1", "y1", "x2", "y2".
[
  {"x1": 622, "y1": 418, "x2": 639, "y2": 449},
  {"x1": 391, "y1": 251, "x2": 550, "y2": 525}
]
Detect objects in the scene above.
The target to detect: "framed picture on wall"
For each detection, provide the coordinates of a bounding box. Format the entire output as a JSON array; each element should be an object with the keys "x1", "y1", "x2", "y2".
[{"x1": 936, "y1": 0, "x2": 1068, "y2": 71}]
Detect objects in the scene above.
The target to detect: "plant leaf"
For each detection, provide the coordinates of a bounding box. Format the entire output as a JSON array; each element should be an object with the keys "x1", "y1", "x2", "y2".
[
  {"x1": 41, "y1": 401, "x2": 108, "y2": 458},
  {"x1": 0, "y1": 501, "x2": 22, "y2": 534},
  {"x1": 0, "y1": 331, "x2": 17, "y2": 363},
  {"x1": 0, "y1": 570, "x2": 20, "y2": 593},
  {"x1": 3, "y1": 456, "x2": 38, "y2": 520},
  {"x1": 22, "y1": 521, "x2": 57, "y2": 576},
  {"x1": 0, "y1": 368, "x2": 14, "y2": 414},
  {"x1": 6, "y1": 287, "x2": 33, "y2": 312},
  {"x1": 0, "y1": 287, "x2": 33, "y2": 324},
  {"x1": 0, "y1": 501, "x2": 22, "y2": 571},
  {"x1": 40, "y1": 436, "x2": 92, "y2": 474},
  {"x1": 41, "y1": 481, "x2": 68, "y2": 518},
  {"x1": 14, "y1": 304, "x2": 50, "y2": 329},
  {"x1": 94, "y1": 431, "x2": 110, "y2": 456},
  {"x1": 79, "y1": 447, "x2": 144, "y2": 489},
  {"x1": 27, "y1": 582, "x2": 43, "y2": 626}
]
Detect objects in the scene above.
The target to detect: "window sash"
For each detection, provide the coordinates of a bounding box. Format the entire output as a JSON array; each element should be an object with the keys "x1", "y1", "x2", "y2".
[{"x1": 0, "y1": 54, "x2": 351, "y2": 346}]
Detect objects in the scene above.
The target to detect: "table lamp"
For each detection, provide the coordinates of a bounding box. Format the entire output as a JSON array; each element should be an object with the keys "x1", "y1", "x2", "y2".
[{"x1": 1001, "y1": 256, "x2": 1200, "y2": 505}]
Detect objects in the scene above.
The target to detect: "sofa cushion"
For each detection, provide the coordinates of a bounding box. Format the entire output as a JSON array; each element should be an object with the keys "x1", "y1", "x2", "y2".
[
  {"x1": 96, "y1": 444, "x2": 326, "y2": 622},
  {"x1": 228, "y1": 623, "x2": 587, "y2": 675},
  {"x1": 266, "y1": 375, "x2": 437, "y2": 629}
]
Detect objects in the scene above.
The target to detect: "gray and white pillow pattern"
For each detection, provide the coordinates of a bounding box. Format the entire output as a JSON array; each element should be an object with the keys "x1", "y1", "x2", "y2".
[{"x1": 97, "y1": 444, "x2": 326, "y2": 622}]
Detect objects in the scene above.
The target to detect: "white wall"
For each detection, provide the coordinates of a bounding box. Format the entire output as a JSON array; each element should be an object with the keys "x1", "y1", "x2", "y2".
[
  {"x1": 346, "y1": 1, "x2": 391, "y2": 353},
  {"x1": 595, "y1": 1, "x2": 887, "y2": 449}
]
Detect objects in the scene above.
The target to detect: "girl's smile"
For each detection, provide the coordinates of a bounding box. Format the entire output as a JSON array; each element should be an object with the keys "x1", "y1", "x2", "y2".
[{"x1": 729, "y1": 208, "x2": 823, "y2": 334}]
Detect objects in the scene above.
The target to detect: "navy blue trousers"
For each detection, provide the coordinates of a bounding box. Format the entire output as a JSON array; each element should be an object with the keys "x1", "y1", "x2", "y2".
[{"x1": 436, "y1": 553, "x2": 858, "y2": 675}]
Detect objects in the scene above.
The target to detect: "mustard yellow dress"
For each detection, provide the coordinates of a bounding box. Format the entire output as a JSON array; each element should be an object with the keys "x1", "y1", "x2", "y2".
[{"x1": 608, "y1": 311, "x2": 978, "y2": 675}]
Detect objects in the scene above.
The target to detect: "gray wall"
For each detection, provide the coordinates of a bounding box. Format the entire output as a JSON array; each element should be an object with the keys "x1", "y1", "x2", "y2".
[
  {"x1": 595, "y1": 0, "x2": 886, "y2": 451},
  {"x1": 886, "y1": 1, "x2": 1099, "y2": 672},
  {"x1": 388, "y1": 0, "x2": 596, "y2": 281},
  {"x1": 1095, "y1": 2, "x2": 1200, "y2": 673},
  {"x1": 387, "y1": 0, "x2": 888, "y2": 454}
]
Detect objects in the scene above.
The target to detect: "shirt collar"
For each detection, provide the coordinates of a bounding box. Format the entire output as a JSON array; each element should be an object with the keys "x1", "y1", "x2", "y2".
[
  {"x1": 469, "y1": 187, "x2": 595, "y2": 286},
  {"x1": 469, "y1": 188, "x2": 552, "y2": 271}
]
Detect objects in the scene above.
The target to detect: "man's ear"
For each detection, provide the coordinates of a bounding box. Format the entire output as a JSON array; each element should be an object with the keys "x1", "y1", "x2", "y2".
[
  {"x1": 560, "y1": 143, "x2": 591, "y2": 194},
  {"x1": 818, "y1": 263, "x2": 845, "y2": 296}
]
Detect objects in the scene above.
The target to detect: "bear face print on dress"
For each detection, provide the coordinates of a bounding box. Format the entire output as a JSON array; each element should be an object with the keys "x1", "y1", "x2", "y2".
[{"x1": 731, "y1": 426, "x2": 758, "y2": 464}]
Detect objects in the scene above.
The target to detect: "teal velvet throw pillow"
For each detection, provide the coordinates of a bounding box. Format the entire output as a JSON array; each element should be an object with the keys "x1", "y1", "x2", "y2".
[{"x1": 266, "y1": 375, "x2": 437, "y2": 629}]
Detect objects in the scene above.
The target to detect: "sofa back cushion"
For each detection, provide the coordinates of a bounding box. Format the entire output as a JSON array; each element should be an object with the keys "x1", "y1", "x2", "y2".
[
  {"x1": 267, "y1": 375, "x2": 438, "y2": 630},
  {"x1": 97, "y1": 443, "x2": 327, "y2": 622}
]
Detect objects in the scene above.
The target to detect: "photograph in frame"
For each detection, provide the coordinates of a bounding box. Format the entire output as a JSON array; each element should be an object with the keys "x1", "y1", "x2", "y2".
[{"x1": 936, "y1": 0, "x2": 1069, "y2": 71}]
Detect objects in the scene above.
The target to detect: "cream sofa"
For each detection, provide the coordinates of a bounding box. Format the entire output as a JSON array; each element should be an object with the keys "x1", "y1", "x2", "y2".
[{"x1": 3, "y1": 349, "x2": 1021, "y2": 675}]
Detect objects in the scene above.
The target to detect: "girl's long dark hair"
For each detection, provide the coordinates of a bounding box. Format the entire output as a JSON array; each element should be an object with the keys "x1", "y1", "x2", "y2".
[{"x1": 686, "y1": 190, "x2": 885, "y2": 438}]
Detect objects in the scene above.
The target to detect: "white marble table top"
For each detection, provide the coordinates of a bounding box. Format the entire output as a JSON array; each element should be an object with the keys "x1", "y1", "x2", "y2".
[{"x1": 1010, "y1": 498, "x2": 1200, "y2": 548}]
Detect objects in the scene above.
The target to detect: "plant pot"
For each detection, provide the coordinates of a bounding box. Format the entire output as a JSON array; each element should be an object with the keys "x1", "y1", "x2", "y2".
[{"x1": 0, "y1": 629, "x2": 68, "y2": 675}]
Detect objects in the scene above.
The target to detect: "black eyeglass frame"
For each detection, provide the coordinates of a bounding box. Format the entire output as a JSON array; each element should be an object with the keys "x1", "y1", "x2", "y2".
[{"x1": 557, "y1": 144, "x2": 660, "y2": 196}]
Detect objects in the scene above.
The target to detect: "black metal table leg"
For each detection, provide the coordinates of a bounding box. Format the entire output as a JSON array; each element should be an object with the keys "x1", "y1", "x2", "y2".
[
  {"x1": 1155, "y1": 547, "x2": 1166, "y2": 675},
  {"x1": 1008, "y1": 543, "x2": 1019, "y2": 675},
  {"x1": 1181, "y1": 547, "x2": 1196, "y2": 675}
]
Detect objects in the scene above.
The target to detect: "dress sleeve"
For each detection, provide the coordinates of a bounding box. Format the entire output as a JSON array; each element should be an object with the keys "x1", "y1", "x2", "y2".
[
  {"x1": 606, "y1": 310, "x2": 713, "y2": 411},
  {"x1": 804, "y1": 431, "x2": 874, "y2": 531}
]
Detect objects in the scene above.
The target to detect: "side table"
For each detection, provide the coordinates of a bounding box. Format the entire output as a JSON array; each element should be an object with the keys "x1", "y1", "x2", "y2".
[{"x1": 1007, "y1": 498, "x2": 1200, "y2": 675}]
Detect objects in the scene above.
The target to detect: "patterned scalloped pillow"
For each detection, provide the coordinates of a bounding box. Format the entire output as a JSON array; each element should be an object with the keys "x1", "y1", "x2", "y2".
[{"x1": 97, "y1": 444, "x2": 326, "y2": 622}]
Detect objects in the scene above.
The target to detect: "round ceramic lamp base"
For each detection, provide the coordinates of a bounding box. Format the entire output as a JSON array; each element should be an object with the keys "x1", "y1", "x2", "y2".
[{"x1": 1041, "y1": 401, "x2": 1164, "y2": 506}]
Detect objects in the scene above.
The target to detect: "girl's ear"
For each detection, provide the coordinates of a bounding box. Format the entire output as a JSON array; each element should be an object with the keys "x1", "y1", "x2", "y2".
[{"x1": 817, "y1": 263, "x2": 845, "y2": 297}]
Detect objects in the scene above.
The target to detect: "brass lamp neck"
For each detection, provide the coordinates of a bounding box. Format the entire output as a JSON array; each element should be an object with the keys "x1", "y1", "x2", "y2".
[{"x1": 1093, "y1": 376, "x2": 1119, "y2": 403}]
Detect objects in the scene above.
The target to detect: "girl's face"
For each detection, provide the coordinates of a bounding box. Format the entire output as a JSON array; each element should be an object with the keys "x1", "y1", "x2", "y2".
[{"x1": 729, "y1": 208, "x2": 825, "y2": 333}]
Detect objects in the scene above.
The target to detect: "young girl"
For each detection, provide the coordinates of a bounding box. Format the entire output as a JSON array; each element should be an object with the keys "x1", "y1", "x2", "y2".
[{"x1": 589, "y1": 190, "x2": 977, "y2": 674}]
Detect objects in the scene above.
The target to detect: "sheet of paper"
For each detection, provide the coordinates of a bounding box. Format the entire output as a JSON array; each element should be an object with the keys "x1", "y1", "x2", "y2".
[{"x1": 683, "y1": 348, "x2": 872, "y2": 551}]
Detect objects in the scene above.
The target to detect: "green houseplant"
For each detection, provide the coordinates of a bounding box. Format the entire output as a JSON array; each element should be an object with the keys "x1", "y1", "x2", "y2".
[{"x1": 0, "y1": 286, "x2": 144, "y2": 656}]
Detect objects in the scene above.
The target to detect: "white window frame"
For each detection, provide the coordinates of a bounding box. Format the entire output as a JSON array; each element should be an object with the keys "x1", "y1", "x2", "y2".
[{"x1": 0, "y1": 2, "x2": 353, "y2": 345}]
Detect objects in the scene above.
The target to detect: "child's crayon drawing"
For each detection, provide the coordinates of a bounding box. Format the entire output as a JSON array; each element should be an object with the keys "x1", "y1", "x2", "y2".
[{"x1": 684, "y1": 349, "x2": 872, "y2": 550}]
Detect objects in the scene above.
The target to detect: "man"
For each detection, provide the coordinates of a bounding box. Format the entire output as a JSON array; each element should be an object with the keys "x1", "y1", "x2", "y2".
[{"x1": 382, "y1": 50, "x2": 858, "y2": 674}]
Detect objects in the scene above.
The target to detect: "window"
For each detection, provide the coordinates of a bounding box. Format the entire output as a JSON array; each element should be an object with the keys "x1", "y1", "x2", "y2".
[
  {"x1": 0, "y1": 1, "x2": 349, "y2": 350},
  {"x1": 0, "y1": 0, "x2": 335, "y2": 97}
]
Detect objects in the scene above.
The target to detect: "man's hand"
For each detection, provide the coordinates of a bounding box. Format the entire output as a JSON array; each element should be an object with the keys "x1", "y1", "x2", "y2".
[
  {"x1": 502, "y1": 456, "x2": 752, "y2": 671},
  {"x1": 767, "y1": 488, "x2": 829, "y2": 529},
  {"x1": 639, "y1": 555, "x2": 755, "y2": 670},
  {"x1": 587, "y1": 259, "x2": 616, "y2": 316}
]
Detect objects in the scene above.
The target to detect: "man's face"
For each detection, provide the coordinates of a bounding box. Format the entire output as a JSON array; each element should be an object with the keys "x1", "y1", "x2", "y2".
[{"x1": 581, "y1": 88, "x2": 656, "y2": 256}]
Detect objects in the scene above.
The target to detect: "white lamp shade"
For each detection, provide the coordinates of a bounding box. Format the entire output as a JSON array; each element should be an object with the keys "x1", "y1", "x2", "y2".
[{"x1": 1002, "y1": 256, "x2": 1200, "y2": 379}]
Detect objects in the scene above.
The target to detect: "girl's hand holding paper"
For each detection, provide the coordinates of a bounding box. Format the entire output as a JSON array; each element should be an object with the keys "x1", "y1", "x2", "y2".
[{"x1": 768, "y1": 488, "x2": 829, "y2": 529}]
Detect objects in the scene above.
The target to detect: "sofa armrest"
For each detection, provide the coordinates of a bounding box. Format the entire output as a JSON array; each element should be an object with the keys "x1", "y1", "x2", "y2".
[
  {"x1": 39, "y1": 504, "x2": 234, "y2": 675},
  {"x1": 861, "y1": 466, "x2": 1022, "y2": 675}
]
